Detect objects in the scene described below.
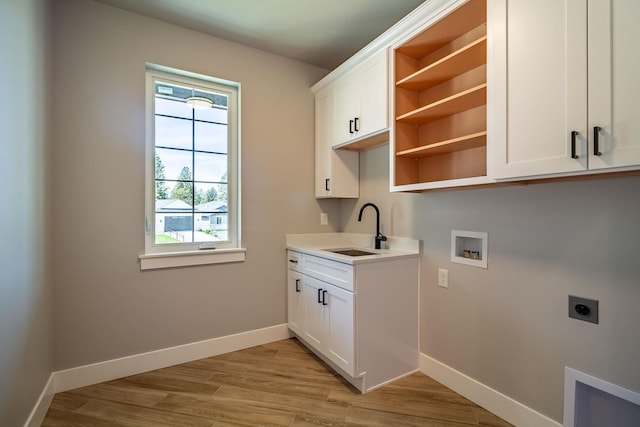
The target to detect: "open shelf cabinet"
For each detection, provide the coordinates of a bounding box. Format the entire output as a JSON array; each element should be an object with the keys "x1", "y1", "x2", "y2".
[{"x1": 392, "y1": 0, "x2": 487, "y2": 188}]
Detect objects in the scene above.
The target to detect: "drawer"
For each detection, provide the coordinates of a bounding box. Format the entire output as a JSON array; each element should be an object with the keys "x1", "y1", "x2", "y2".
[
  {"x1": 287, "y1": 250, "x2": 302, "y2": 272},
  {"x1": 302, "y1": 254, "x2": 354, "y2": 292}
]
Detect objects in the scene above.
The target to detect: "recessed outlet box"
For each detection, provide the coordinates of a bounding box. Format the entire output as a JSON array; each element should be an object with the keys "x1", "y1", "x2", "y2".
[
  {"x1": 451, "y1": 230, "x2": 488, "y2": 269},
  {"x1": 569, "y1": 295, "x2": 599, "y2": 324}
]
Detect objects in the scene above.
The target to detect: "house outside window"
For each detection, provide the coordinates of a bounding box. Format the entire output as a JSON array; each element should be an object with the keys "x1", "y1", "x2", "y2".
[{"x1": 142, "y1": 65, "x2": 241, "y2": 267}]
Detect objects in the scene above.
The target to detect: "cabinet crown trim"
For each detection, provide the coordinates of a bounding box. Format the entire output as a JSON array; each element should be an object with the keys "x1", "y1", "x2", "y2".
[{"x1": 311, "y1": 0, "x2": 469, "y2": 93}]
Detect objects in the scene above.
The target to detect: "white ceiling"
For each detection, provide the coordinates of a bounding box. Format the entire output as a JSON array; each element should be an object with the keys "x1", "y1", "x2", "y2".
[{"x1": 93, "y1": 0, "x2": 426, "y2": 69}]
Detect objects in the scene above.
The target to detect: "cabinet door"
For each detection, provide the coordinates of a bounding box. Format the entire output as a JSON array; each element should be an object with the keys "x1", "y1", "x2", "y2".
[
  {"x1": 491, "y1": 0, "x2": 588, "y2": 179},
  {"x1": 588, "y1": 0, "x2": 640, "y2": 170},
  {"x1": 315, "y1": 86, "x2": 333, "y2": 197},
  {"x1": 332, "y1": 72, "x2": 359, "y2": 145},
  {"x1": 315, "y1": 86, "x2": 359, "y2": 199},
  {"x1": 302, "y1": 275, "x2": 326, "y2": 351},
  {"x1": 358, "y1": 49, "x2": 388, "y2": 138},
  {"x1": 287, "y1": 270, "x2": 304, "y2": 335},
  {"x1": 325, "y1": 283, "x2": 355, "y2": 376}
]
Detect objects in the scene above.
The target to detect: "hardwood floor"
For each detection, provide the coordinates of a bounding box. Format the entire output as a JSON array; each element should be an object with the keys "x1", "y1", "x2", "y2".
[{"x1": 42, "y1": 338, "x2": 512, "y2": 426}]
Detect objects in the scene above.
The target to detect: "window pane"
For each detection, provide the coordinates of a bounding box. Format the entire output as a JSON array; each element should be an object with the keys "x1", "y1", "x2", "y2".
[
  {"x1": 195, "y1": 212, "x2": 227, "y2": 242},
  {"x1": 155, "y1": 116, "x2": 192, "y2": 150},
  {"x1": 194, "y1": 152, "x2": 227, "y2": 183},
  {"x1": 155, "y1": 179, "x2": 171, "y2": 200},
  {"x1": 155, "y1": 96, "x2": 192, "y2": 119},
  {"x1": 155, "y1": 147, "x2": 193, "y2": 182},
  {"x1": 195, "y1": 106, "x2": 228, "y2": 123},
  {"x1": 155, "y1": 180, "x2": 193, "y2": 207},
  {"x1": 194, "y1": 121, "x2": 228, "y2": 153},
  {"x1": 155, "y1": 214, "x2": 193, "y2": 244},
  {"x1": 207, "y1": 183, "x2": 228, "y2": 201},
  {"x1": 194, "y1": 182, "x2": 225, "y2": 206}
]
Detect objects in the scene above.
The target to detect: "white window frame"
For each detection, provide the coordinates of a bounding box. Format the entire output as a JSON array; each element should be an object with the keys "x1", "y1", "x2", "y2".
[{"x1": 140, "y1": 64, "x2": 244, "y2": 270}]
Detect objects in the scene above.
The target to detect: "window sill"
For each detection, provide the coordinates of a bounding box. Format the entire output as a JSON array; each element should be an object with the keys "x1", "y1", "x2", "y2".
[{"x1": 139, "y1": 248, "x2": 246, "y2": 270}]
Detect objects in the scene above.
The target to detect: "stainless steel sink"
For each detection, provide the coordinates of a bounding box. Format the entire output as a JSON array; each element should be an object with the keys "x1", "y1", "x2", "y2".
[{"x1": 327, "y1": 249, "x2": 377, "y2": 257}]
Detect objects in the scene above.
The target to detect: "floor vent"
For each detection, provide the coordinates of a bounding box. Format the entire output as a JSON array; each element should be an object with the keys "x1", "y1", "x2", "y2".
[{"x1": 564, "y1": 367, "x2": 640, "y2": 426}]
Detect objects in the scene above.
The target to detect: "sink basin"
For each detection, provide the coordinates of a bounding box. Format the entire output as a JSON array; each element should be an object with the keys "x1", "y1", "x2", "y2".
[{"x1": 327, "y1": 249, "x2": 377, "y2": 257}]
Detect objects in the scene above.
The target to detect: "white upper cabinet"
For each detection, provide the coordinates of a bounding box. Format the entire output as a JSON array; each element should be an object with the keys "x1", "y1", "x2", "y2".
[
  {"x1": 314, "y1": 85, "x2": 359, "y2": 198},
  {"x1": 313, "y1": 48, "x2": 388, "y2": 198},
  {"x1": 491, "y1": 0, "x2": 640, "y2": 180},
  {"x1": 332, "y1": 49, "x2": 388, "y2": 147},
  {"x1": 588, "y1": 0, "x2": 640, "y2": 170}
]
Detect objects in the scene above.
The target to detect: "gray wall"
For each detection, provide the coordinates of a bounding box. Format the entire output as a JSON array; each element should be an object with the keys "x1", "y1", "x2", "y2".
[
  {"x1": 0, "y1": 0, "x2": 52, "y2": 425},
  {"x1": 341, "y1": 145, "x2": 640, "y2": 422},
  {"x1": 51, "y1": 0, "x2": 335, "y2": 370}
]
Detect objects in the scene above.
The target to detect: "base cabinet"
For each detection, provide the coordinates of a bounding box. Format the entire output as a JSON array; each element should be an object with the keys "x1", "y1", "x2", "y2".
[
  {"x1": 302, "y1": 275, "x2": 355, "y2": 376},
  {"x1": 287, "y1": 269, "x2": 304, "y2": 336},
  {"x1": 287, "y1": 250, "x2": 419, "y2": 392}
]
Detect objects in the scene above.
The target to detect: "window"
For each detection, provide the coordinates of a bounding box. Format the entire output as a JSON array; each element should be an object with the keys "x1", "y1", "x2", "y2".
[{"x1": 141, "y1": 65, "x2": 243, "y2": 269}]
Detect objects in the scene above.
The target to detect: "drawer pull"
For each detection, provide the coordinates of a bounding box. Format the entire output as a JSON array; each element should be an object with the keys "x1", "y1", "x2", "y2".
[
  {"x1": 594, "y1": 126, "x2": 602, "y2": 156},
  {"x1": 289, "y1": 259, "x2": 298, "y2": 264}
]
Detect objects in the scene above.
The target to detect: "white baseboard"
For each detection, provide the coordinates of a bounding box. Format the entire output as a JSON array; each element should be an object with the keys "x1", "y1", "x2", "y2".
[
  {"x1": 24, "y1": 373, "x2": 56, "y2": 427},
  {"x1": 25, "y1": 324, "x2": 290, "y2": 427},
  {"x1": 420, "y1": 353, "x2": 561, "y2": 427}
]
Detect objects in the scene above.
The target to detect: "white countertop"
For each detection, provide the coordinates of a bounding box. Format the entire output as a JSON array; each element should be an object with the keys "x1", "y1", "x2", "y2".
[{"x1": 286, "y1": 233, "x2": 420, "y2": 265}]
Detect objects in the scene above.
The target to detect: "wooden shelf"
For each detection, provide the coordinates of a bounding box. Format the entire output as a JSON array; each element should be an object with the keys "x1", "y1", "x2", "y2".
[
  {"x1": 397, "y1": 131, "x2": 486, "y2": 158},
  {"x1": 396, "y1": 84, "x2": 486, "y2": 124},
  {"x1": 396, "y1": 0, "x2": 487, "y2": 59},
  {"x1": 392, "y1": 0, "x2": 487, "y2": 189},
  {"x1": 397, "y1": 37, "x2": 486, "y2": 92},
  {"x1": 334, "y1": 129, "x2": 389, "y2": 151}
]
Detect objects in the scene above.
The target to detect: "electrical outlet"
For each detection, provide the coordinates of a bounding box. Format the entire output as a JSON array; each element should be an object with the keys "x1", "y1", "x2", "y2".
[
  {"x1": 438, "y1": 268, "x2": 448, "y2": 288},
  {"x1": 568, "y1": 295, "x2": 599, "y2": 324},
  {"x1": 320, "y1": 212, "x2": 328, "y2": 225}
]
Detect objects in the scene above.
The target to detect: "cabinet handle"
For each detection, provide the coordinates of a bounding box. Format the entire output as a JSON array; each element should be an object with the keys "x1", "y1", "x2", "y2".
[
  {"x1": 322, "y1": 290, "x2": 328, "y2": 305},
  {"x1": 289, "y1": 259, "x2": 298, "y2": 264},
  {"x1": 570, "y1": 131, "x2": 579, "y2": 159},
  {"x1": 594, "y1": 126, "x2": 602, "y2": 156},
  {"x1": 317, "y1": 288, "x2": 323, "y2": 304},
  {"x1": 354, "y1": 117, "x2": 359, "y2": 132},
  {"x1": 325, "y1": 178, "x2": 330, "y2": 191},
  {"x1": 349, "y1": 119, "x2": 354, "y2": 134},
  {"x1": 295, "y1": 279, "x2": 300, "y2": 292}
]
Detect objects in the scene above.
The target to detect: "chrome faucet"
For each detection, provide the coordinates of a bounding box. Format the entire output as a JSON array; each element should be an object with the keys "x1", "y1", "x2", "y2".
[{"x1": 357, "y1": 203, "x2": 387, "y2": 249}]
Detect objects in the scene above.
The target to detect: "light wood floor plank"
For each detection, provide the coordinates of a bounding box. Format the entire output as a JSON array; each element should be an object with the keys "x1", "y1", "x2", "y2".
[{"x1": 42, "y1": 338, "x2": 512, "y2": 426}]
